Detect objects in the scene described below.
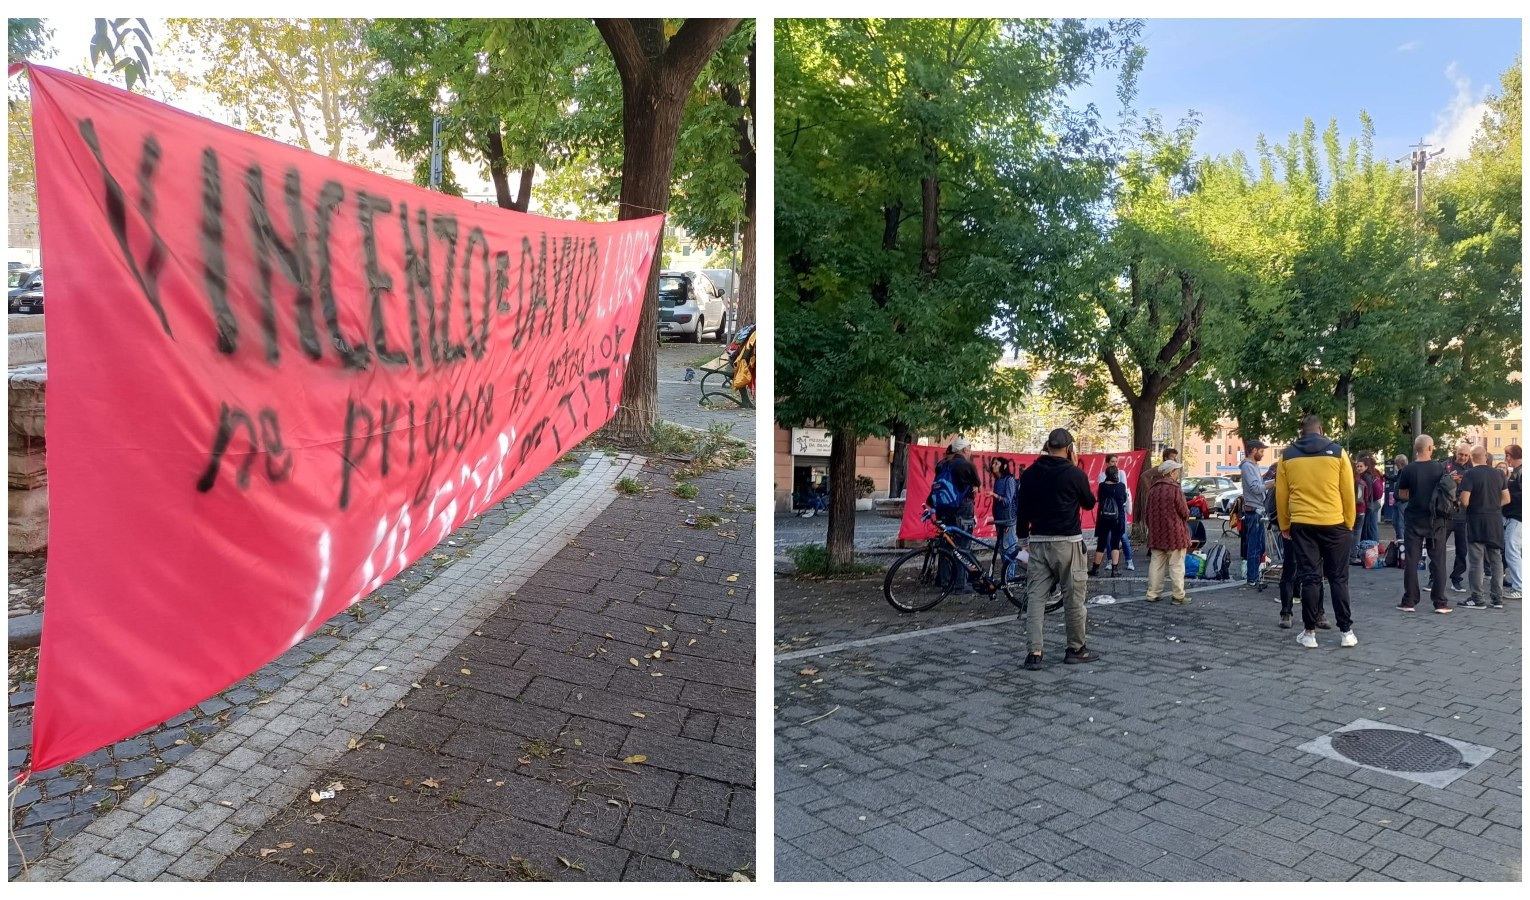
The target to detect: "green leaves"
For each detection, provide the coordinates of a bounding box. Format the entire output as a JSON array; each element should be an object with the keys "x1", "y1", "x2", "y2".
[{"x1": 89, "y1": 18, "x2": 153, "y2": 93}]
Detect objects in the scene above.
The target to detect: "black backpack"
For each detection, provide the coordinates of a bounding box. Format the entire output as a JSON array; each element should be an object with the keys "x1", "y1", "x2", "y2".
[
  {"x1": 1098, "y1": 486, "x2": 1122, "y2": 523},
  {"x1": 1431, "y1": 469, "x2": 1460, "y2": 521}
]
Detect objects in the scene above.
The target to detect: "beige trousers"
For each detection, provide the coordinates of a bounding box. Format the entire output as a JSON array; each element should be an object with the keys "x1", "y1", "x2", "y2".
[{"x1": 1147, "y1": 548, "x2": 1187, "y2": 601}]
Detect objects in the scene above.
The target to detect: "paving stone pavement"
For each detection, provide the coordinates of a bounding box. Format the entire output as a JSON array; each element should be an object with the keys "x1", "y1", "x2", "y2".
[
  {"x1": 203, "y1": 458, "x2": 755, "y2": 882},
  {"x1": 16, "y1": 450, "x2": 752, "y2": 881},
  {"x1": 775, "y1": 562, "x2": 1521, "y2": 881},
  {"x1": 7, "y1": 462, "x2": 572, "y2": 879},
  {"x1": 655, "y1": 340, "x2": 755, "y2": 444}
]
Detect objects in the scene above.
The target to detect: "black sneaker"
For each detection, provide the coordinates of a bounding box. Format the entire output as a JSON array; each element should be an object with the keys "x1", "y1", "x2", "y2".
[
  {"x1": 1024, "y1": 653, "x2": 1044, "y2": 670},
  {"x1": 1396, "y1": 603, "x2": 1415, "y2": 611},
  {"x1": 1316, "y1": 616, "x2": 1332, "y2": 630},
  {"x1": 1489, "y1": 600, "x2": 1505, "y2": 609},
  {"x1": 1064, "y1": 646, "x2": 1101, "y2": 664},
  {"x1": 1450, "y1": 579, "x2": 1466, "y2": 593},
  {"x1": 1279, "y1": 614, "x2": 1293, "y2": 629},
  {"x1": 1460, "y1": 599, "x2": 1488, "y2": 609}
]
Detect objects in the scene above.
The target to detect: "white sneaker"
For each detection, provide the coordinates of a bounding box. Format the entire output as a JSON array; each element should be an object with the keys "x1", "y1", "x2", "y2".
[
  {"x1": 1505, "y1": 590, "x2": 1523, "y2": 600},
  {"x1": 1341, "y1": 630, "x2": 1358, "y2": 648},
  {"x1": 1126, "y1": 561, "x2": 1136, "y2": 571},
  {"x1": 1297, "y1": 631, "x2": 1318, "y2": 649}
]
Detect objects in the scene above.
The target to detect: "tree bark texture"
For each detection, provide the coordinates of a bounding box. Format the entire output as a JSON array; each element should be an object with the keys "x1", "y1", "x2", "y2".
[
  {"x1": 596, "y1": 18, "x2": 742, "y2": 445},
  {"x1": 827, "y1": 430, "x2": 860, "y2": 567},
  {"x1": 733, "y1": 39, "x2": 756, "y2": 330}
]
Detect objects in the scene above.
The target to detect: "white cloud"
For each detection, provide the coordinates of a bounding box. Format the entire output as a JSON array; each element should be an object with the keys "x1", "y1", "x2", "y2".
[
  {"x1": 1396, "y1": 40, "x2": 1422, "y2": 52},
  {"x1": 1425, "y1": 63, "x2": 1489, "y2": 161}
]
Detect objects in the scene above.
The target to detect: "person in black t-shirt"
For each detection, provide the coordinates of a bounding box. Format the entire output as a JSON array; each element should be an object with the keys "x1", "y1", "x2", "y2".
[
  {"x1": 1395, "y1": 435, "x2": 1450, "y2": 612},
  {"x1": 1460, "y1": 444, "x2": 1509, "y2": 609},
  {"x1": 936, "y1": 438, "x2": 982, "y2": 594}
]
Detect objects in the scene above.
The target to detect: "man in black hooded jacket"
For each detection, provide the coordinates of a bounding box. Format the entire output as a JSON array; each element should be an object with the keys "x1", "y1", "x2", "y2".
[{"x1": 1016, "y1": 428, "x2": 1100, "y2": 670}]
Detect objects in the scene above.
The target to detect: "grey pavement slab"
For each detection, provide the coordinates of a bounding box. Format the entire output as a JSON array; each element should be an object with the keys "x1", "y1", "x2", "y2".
[{"x1": 775, "y1": 560, "x2": 1522, "y2": 881}]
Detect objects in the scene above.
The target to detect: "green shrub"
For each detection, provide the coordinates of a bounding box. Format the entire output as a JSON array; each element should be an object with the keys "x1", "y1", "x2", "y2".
[{"x1": 787, "y1": 543, "x2": 882, "y2": 577}]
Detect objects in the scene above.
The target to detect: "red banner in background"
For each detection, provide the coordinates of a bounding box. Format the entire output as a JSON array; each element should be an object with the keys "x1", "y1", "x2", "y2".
[
  {"x1": 898, "y1": 445, "x2": 1148, "y2": 541},
  {"x1": 25, "y1": 64, "x2": 664, "y2": 773}
]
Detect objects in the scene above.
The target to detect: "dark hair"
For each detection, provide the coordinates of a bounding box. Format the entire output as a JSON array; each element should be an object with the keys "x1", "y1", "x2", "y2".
[
  {"x1": 994, "y1": 458, "x2": 1013, "y2": 478},
  {"x1": 1509, "y1": 444, "x2": 1522, "y2": 461},
  {"x1": 1105, "y1": 454, "x2": 1117, "y2": 464},
  {"x1": 1300, "y1": 413, "x2": 1322, "y2": 433}
]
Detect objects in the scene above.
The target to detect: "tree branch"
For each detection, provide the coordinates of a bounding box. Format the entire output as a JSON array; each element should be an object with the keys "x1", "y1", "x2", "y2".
[
  {"x1": 661, "y1": 18, "x2": 743, "y2": 89},
  {"x1": 1101, "y1": 345, "x2": 1140, "y2": 405}
]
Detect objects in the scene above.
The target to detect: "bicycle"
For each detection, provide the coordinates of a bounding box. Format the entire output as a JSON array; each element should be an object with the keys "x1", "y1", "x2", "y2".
[{"x1": 883, "y1": 508, "x2": 1066, "y2": 615}]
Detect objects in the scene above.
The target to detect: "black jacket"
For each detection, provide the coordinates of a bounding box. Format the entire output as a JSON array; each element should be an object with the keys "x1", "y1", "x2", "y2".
[{"x1": 1016, "y1": 454, "x2": 1095, "y2": 539}]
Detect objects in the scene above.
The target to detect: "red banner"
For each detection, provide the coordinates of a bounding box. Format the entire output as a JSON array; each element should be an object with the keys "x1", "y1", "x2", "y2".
[
  {"x1": 24, "y1": 65, "x2": 664, "y2": 773},
  {"x1": 898, "y1": 445, "x2": 1148, "y2": 540}
]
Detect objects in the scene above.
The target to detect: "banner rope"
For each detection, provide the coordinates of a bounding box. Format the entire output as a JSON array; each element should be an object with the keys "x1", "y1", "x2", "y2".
[{"x1": 8, "y1": 772, "x2": 31, "y2": 878}]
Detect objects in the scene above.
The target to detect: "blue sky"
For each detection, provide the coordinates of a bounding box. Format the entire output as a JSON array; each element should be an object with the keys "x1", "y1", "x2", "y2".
[{"x1": 1070, "y1": 18, "x2": 1523, "y2": 164}]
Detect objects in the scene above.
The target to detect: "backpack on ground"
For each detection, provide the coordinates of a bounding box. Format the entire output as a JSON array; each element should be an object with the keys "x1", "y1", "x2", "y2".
[
  {"x1": 1431, "y1": 469, "x2": 1460, "y2": 521},
  {"x1": 928, "y1": 462, "x2": 962, "y2": 514},
  {"x1": 1204, "y1": 543, "x2": 1231, "y2": 580},
  {"x1": 1352, "y1": 539, "x2": 1379, "y2": 567},
  {"x1": 1185, "y1": 552, "x2": 1207, "y2": 579},
  {"x1": 1383, "y1": 539, "x2": 1401, "y2": 568}
]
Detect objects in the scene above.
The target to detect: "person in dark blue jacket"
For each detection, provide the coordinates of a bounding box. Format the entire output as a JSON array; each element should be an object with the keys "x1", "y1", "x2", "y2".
[{"x1": 988, "y1": 457, "x2": 1019, "y2": 577}]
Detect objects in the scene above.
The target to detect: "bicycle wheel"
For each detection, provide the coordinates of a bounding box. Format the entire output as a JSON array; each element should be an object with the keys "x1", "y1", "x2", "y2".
[{"x1": 884, "y1": 547, "x2": 953, "y2": 613}]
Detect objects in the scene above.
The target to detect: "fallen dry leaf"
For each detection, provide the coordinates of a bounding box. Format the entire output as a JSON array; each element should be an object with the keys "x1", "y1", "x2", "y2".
[
  {"x1": 517, "y1": 757, "x2": 532, "y2": 766},
  {"x1": 726, "y1": 574, "x2": 739, "y2": 582},
  {"x1": 325, "y1": 781, "x2": 345, "y2": 793},
  {"x1": 695, "y1": 555, "x2": 706, "y2": 562},
  {"x1": 347, "y1": 738, "x2": 360, "y2": 751},
  {"x1": 672, "y1": 850, "x2": 681, "y2": 860},
  {"x1": 388, "y1": 796, "x2": 398, "y2": 803},
  {"x1": 631, "y1": 712, "x2": 646, "y2": 718},
  {"x1": 339, "y1": 694, "x2": 350, "y2": 707},
  {"x1": 303, "y1": 848, "x2": 314, "y2": 855},
  {"x1": 277, "y1": 842, "x2": 294, "y2": 850},
  {"x1": 688, "y1": 639, "x2": 698, "y2": 647},
  {"x1": 421, "y1": 778, "x2": 440, "y2": 789},
  {"x1": 259, "y1": 848, "x2": 280, "y2": 859},
  {"x1": 460, "y1": 668, "x2": 472, "y2": 676},
  {"x1": 557, "y1": 856, "x2": 587, "y2": 873},
  {"x1": 629, "y1": 658, "x2": 640, "y2": 668},
  {"x1": 307, "y1": 813, "x2": 326, "y2": 824},
  {"x1": 660, "y1": 641, "x2": 669, "y2": 649},
  {"x1": 142, "y1": 792, "x2": 158, "y2": 809},
  {"x1": 622, "y1": 754, "x2": 647, "y2": 764},
  {"x1": 799, "y1": 667, "x2": 819, "y2": 677},
  {"x1": 107, "y1": 784, "x2": 126, "y2": 792},
  {"x1": 644, "y1": 626, "x2": 659, "y2": 634},
  {"x1": 371, "y1": 665, "x2": 388, "y2": 672},
  {"x1": 360, "y1": 682, "x2": 372, "y2": 690}
]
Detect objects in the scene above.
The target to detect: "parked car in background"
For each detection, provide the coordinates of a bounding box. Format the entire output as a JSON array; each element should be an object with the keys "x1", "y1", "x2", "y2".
[
  {"x1": 11, "y1": 288, "x2": 43, "y2": 315},
  {"x1": 8, "y1": 268, "x2": 43, "y2": 312},
  {"x1": 1182, "y1": 475, "x2": 1238, "y2": 515},
  {"x1": 701, "y1": 267, "x2": 738, "y2": 336},
  {"x1": 657, "y1": 270, "x2": 727, "y2": 343}
]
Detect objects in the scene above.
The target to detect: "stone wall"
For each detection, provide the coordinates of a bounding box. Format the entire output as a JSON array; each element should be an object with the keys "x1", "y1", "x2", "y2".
[{"x1": 8, "y1": 314, "x2": 47, "y2": 551}]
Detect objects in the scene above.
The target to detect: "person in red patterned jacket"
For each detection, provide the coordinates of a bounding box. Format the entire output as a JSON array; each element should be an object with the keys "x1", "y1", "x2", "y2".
[{"x1": 1145, "y1": 460, "x2": 1192, "y2": 604}]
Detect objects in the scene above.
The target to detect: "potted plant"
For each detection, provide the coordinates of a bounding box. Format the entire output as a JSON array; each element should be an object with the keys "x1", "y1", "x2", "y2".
[{"x1": 855, "y1": 475, "x2": 877, "y2": 511}]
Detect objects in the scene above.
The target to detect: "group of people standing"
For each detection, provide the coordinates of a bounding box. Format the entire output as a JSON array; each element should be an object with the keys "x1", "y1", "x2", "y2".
[{"x1": 929, "y1": 420, "x2": 1520, "y2": 671}]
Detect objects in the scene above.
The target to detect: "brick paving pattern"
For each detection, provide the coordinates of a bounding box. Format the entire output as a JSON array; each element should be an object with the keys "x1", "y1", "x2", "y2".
[
  {"x1": 8, "y1": 463, "x2": 571, "y2": 879},
  {"x1": 207, "y1": 459, "x2": 755, "y2": 881},
  {"x1": 775, "y1": 563, "x2": 1521, "y2": 881}
]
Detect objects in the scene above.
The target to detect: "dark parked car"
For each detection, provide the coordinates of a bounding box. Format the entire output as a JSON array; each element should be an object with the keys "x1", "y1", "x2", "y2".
[
  {"x1": 11, "y1": 288, "x2": 43, "y2": 315},
  {"x1": 8, "y1": 267, "x2": 42, "y2": 304}
]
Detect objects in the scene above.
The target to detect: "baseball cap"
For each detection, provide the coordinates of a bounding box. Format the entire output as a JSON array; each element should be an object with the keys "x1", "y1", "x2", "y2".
[
  {"x1": 1158, "y1": 460, "x2": 1183, "y2": 474},
  {"x1": 1045, "y1": 428, "x2": 1074, "y2": 449},
  {"x1": 949, "y1": 437, "x2": 971, "y2": 453}
]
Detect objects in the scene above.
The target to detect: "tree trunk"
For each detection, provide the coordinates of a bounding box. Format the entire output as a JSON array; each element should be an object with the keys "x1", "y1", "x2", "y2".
[
  {"x1": 596, "y1": 18, "x2": 742, "y2": 445},
  {"x1": 513, "y1": 164, "x2": 534, "y2": 213},
  {"x1": 826, "y1": 430, "x2": 859, "y2": 567},
  {"x1": 727, "y1": 38, "x2": 756, "y2": 330},
  {"x1": 486, "y1": 128, "x2": 535, "y2": 213},
  {"x1": 1130, "y1": 393, "x2": 1160, "y2": 452},
  {"x1": 889, "y1": 421, "x2": 912, "y2": 498}
]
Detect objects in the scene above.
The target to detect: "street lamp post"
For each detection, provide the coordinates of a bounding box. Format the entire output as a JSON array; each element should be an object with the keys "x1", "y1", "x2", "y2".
[{"x1": 1400, "y1": 138, "x2": 1444, "y2": 438}]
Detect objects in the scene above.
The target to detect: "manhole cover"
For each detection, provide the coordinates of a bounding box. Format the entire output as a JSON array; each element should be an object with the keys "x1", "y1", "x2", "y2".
[{"x1": 1330, "y1": 729, "x2": 1464, "y2": 772}]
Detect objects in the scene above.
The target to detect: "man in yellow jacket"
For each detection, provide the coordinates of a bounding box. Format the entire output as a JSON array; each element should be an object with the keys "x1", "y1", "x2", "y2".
[{"x1": 1277, "y1": 414, "x2": 1358, "y2": 649}]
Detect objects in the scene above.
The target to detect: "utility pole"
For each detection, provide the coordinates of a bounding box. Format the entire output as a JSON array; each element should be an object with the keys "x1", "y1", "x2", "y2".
[
  {"x1": 429, "y1": 116, "x2": 444, "y2": 191},
  {"x1": 1400, "y1": 138, "x2": 1444, "y2": 439}
]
